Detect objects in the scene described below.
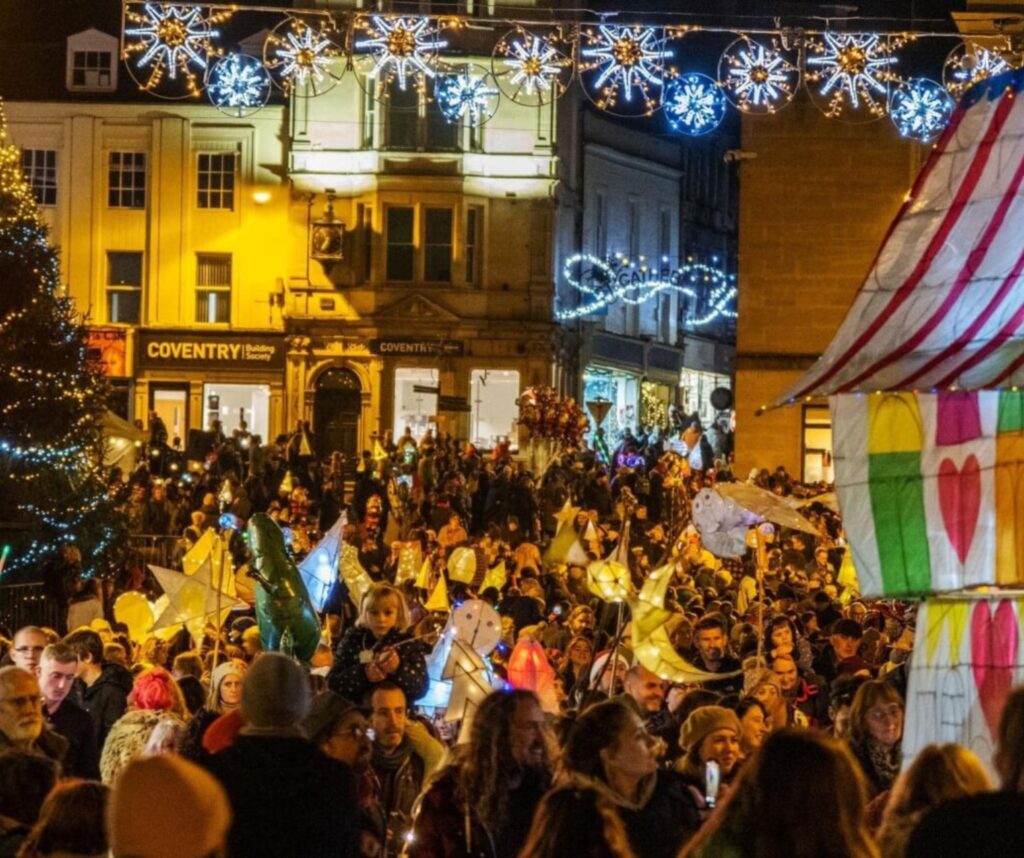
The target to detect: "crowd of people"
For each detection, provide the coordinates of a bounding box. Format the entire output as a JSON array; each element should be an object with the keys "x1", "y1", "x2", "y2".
[{"x1": 2, "y1": 416, "x2": 1022, "y2": 857}]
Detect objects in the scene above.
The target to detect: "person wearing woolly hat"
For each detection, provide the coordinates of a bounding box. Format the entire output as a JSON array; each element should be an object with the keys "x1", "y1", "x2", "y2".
[
  {"x1": 181, "y1": 660, "x2": 246, "y2": 764},
  {"x1": 108, "y1": 755, "x2": 231, "y2": 858},
  {"x1": 675, "y1": 705, "x2": 743, "y2": 845},
  {"x1": 743, "y1": 665, "x2": 790, "y2": 731},
  {"x1": 204, "y1": 653, "x2": 360, "y2": 858}
]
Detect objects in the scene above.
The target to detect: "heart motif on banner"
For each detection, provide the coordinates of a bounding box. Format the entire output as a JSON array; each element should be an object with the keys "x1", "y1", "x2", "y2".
[
  {"x1": 938, "y1": 454, "x2": 981, "y2": 564},
  {"x1": 970, "y1": 600, "x2": 1019, "y2": 737}
]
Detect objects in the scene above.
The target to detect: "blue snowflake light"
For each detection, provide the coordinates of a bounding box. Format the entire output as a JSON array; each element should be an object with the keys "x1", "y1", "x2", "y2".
[
  {"x1": 354, "y1": 15, "x2": 447, "y2": 93},
  {"x1": 123, "y1": 3, "x2": 225, "y2": 96},
  {"x1": 435, "y1": 68, "x2": 500, "y2": 125},
  {"x1": 664, "y1": 73, "x2": 727, "y2": 136},
  {"x1": 719, "y1": 37, "x2": 799, "y2": 114},
  {"x1": 944, "y1": 43, "x2": 1012, "y2": 97},
  {"x1": 265, "y1": 18, "x2": 341, "y2": 96},
  {"x1": 889, "y1": 78, "x2": 954, "y2": 142},
  {"x1": 806, "y1": 32, "x2": 900, "y2": 117},
  {"x1": 207, "y1": 53, "x2": 271, "y2": 117},
  {"x1": 496, "y1": 30, "x2": 569, "y2": 105},
  {"x1": 580, "y1": 25, "x2": 672, "y2": 115}
]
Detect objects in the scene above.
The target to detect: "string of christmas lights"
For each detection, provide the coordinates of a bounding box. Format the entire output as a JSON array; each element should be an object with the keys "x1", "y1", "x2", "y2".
[{"x1": 121, "y1": 1, "x2": 1021, "y2": 140}]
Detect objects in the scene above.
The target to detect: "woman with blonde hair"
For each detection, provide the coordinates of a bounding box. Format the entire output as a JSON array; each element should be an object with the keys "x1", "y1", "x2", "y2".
[
  {"x1": 877, "y1": 744, "x2": 990, "y2": 858},
  {"x1": 847, "y1": 680, "x2": 904, "y2": 797},
  {"x1": 682, "y1": 729, "x2": 878, "y2": 858}
]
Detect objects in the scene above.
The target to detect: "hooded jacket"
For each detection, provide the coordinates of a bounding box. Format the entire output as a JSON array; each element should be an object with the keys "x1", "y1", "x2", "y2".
[{"x1": 72, "y1": 661, "x2": 133, "y2": 745}]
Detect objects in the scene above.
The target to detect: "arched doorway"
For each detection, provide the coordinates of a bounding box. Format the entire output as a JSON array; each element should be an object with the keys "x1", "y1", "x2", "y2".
[{"x1": 313, "y1": 366, "x2": 361, "y2": 463}]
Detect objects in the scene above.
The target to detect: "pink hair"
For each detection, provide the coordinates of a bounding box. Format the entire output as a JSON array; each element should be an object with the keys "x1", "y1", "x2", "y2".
[{"x1": 129, "y1": 667, "x2": 187, "y2": 717}]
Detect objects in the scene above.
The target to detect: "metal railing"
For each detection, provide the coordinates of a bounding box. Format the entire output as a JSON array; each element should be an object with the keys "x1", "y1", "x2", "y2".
[
  {"x1": 0, "y1": 584, "x2": 62, "y2": 635},
  {"x1": 125, "y1": 534, "x2": 185, "y2": 571}
]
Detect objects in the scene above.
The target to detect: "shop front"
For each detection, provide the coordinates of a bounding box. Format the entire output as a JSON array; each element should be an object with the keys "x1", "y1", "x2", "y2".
[{"x1": 136, "y1": 330, "x2": 286, "y2": 449}]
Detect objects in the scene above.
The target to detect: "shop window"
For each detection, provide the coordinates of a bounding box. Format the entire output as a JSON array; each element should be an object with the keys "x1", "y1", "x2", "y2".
[
  {"x1": 204, "y1": 383, "x2": 270, "y2": 440},
  {"x1": 802, "y1": 405, "x2": 834, "y2": 484},
  {"x1": 424, "y1": 208, "x2": 453, "y2": 283},
  {"x1": 466, "y1": 205, "x2": 482, "y2": 286},
  {"x1": 108, "y1": 152, "x2": 146, "y2": 209},
  {"x1": 386, "y1": 207, "x2": 415, "y2": 281},
  {"x1": 21, "y1": 149, "x2": 57, "y2": 206},
  {"x1": 197, "y1": 152, "x2": 236, "y2": 210},
  {"x1": 393, "y1": 368, "x2": 438, "y2": 441},
  {"x1": 195, "y1": 253, "x2": 231, "y2": 324},
  {"x1": 106, "y1": 251, "x2": 142, "y2": 324},
  {"x1": 151, "y1": 386, "x2": 188, "y2": 444},
  {"x1": 679, "y1": 368, "x2": 731, "y2": 428},
  {"x1": 583, "y1": 369, "x2": 639, "y2": 444},
  {"x1": 470, "y1": 370, "x2": 519, "y2": 451}
]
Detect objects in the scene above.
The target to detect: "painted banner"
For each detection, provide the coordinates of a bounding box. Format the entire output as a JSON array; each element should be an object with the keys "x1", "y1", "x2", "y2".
[
  {"x1": 904, "y1": 597, "x2": 1024, "y2": 775},
  {"x1": 832, "y1": 390, "x2": 1024, "y2": 597}
]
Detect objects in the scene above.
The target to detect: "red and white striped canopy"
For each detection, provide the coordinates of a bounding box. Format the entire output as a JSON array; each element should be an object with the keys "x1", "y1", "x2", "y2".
[{"x1": 774, "y1": 70, "x2": 1024, "y2": 407}]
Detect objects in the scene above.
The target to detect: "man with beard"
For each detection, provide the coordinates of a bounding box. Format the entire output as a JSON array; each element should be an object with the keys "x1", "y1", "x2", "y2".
[
  {"x1": 623, "y1": 663, "x2": 682, "y2": 759},
  {"x1": 691, "y1": 614, "x2": 742, "y2": 695},
  {"x1": 406, "y1": 690, "x2": 551, "y2": 858},
  {"x1": 369, "y1": 683, "x2": 444, "y2": 857},
  {"x1": 0, "y1": 667, "x2": 67, "y2": 766}
]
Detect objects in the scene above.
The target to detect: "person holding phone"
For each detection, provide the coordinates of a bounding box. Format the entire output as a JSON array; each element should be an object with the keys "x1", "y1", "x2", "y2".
[{"x1": 675, "y1": 706, "x2": 744, "y2": 845}]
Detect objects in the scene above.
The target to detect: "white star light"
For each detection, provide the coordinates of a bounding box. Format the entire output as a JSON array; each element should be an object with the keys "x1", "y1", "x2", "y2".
[
  {"x1": 944, "y1": 44, "x2": 1011, "y2": 96},
  {"x1": 721, "y1": 38, "x2": 799, "y2": 112},
  {"x1": 581, "y1": 25, "x2": 672, "y2": 110},
  {"x1": 503, "y1": 33, "x2": 561, "y2": 98},
  {"x1": 124, "y1": 3, "x2": 215, "y2": 87},
  {"x1": 208, "y1": 54, "x2": 271, "y2": 116},
  {"x1": 275, "y1": 25, "x2": 336, "y2": 87},
  {"x1": 807, "y1": 32, "x2": 898, "y2": 116},
  {"x1": 355, "y1": 15, "x2": 447, "y2": 91},
  {"x1": 890, "y1": 78, "x2": 954, "y2": 142},
  {"x1": 664, "y1": 73, "x2": 727, "y2": 136},
  {"x1": 436, "y1": 71, "x2": 499, "y2": 125}
]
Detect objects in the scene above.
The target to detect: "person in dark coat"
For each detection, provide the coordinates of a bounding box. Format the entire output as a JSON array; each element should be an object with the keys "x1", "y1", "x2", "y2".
[
  {"x1": 63, "y1": 629, "x2": 133, "y2": 747},
  {"x1": 39, "y1": 644, "x2": 100, "y2": 780},
  {"x1": 406, "y1": 690, "x2": 551, "y2": 858},
  {"x1": 205, "y1": 653, "x2": 360, "y2": 858}
]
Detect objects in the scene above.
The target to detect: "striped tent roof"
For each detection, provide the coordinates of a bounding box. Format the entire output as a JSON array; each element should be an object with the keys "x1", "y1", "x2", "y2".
[{"x1": 773, "y1": 70, "x2": 1024, "y2": 408}]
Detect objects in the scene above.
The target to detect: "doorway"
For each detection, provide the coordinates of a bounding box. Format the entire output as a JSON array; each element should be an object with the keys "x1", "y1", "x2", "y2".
[
  {"x1": 149, "y1": 383, "x2": 189, "y2": 445},
  {"x1": 313, "y1": 366, "x2": 361, "y2": 463}
]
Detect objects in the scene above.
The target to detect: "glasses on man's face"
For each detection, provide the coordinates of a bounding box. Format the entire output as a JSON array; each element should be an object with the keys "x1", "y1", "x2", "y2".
[
  {"x1": 334, "y1": 725, "x2": 375, "y2": 742},
  {"x1": 14, "y1": 646, "x2": 45, "y2": 654}
]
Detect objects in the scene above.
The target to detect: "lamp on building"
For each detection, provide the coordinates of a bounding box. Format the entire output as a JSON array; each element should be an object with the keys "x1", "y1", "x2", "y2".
[
  {"x1": 586, "y1": 396, "x2": 612, "y2": 462},
  {"x1": 310, "y1": 190, "x2": 345, "y2": 273}
]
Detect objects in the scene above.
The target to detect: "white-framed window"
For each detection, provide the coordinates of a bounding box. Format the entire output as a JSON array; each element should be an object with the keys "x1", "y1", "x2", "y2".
[
  {"x1": 197, "y1": 152, "x2": 236, "y2": 210},
  {"x1": 802, "y1": 405, "x2": 834, "y2": 484},
  {"x1": 424, "y1": 207, "x2": 453, "y2": 282},
  {"x1": 195, "y1": 254, "x2": 231, "y2": 324},
  {"x1": 108, "y1": 152, "x2": 146, "y2": 209},
  {"x1": 466, "y1": 205, "x2": 482, "y2": 286},
  {"x1": 66, "y1": 29, "x2": 118, "y2": 92},
  {"x1": 106, "y1": 251, "x2": 143, "y2": 324},
  {"x1": 385, "y1": 205, "x2": 454, "y2": 284},
  {"x1": 394, "y1": 368, "x2": 439, "y2": 441},
  {"x1": 470, "y1": 370, "x2": 520, "y2": 451},
  {"x1": 21, "y1": 149, "x2": 57, "y2": 206}
]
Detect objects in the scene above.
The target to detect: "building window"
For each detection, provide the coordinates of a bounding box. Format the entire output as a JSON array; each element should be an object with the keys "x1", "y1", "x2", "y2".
[
  {"x1": 802, "y1": 405, "x2": 834, "y2": 484},
  {"x1": 470, "y1": 370, "x2": 520, "y2": 451},
  {"x1": 386, "y1": 207, "x2": 415, "y2": 281},
  {"x1": 106, "y1": 251, "x2": 142, "y2": 324},
  {"x1": 70, "y1": 49, "x2": 113, "y2": 90},
  {"x1": 423, "y1": 208, "x2": 453, "y2": 282},
  {"x1": 659, "y1": 208, "x2": 672, "y2": 264},
  {"x1": 195, "y1": 254, "x2": 231, "y2": 323},
  {"x1": 595, "y1": 190, "x2": 608, "y2": 258},
  {"x1": 384, "y1": 86, "x2": 458, "y2": 151},
  {"x1": 357, "y1": 203, "x2": 373, "y2": 283},
  {"x1": 466, "y1": 205, "x2": 482, "y2": 286},
  {"x1": 628, "y1": 198, "x2": 640, "y2": 261},
  {"x1": 204, "y1": 383, "x2": 270, "y2": 440},
  {"x1": 679, "y1": 369, "x2": 731, "y2": 429},
  {"x1": 197, "y1": 153, "x2": 235, "y2": 210},
  {"x1": 108, "y1": 152, "x2": 146, "y2": 209},
  {"x1": 361, "y1": 89, "x2": 377, "y2": 148},
  {"x1": 393, "y1": 368, "x2": 438, "y2": 441},
  {"x1": 21, "y1": 149, "x2": 57, "y2": 206}
]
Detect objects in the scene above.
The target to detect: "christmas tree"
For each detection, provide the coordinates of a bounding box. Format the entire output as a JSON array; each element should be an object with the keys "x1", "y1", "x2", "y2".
[{"x1": 0, "y1": 101, "x2": 123, "y2": 583}]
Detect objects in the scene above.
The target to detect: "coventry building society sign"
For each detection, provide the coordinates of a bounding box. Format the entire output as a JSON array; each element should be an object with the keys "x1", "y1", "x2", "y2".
[{"x1": 139, "y1": 332, "x2": 286, "y2": 371}]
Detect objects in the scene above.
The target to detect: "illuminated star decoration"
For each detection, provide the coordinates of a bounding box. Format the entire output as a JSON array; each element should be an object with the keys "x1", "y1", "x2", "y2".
[
  {"x1": 435, "y1": 68, "x2": 500, "y2": 125},
  {"x1": 944, "y1": 43, "x2": 1012, "y2": 97},
  {"x1": 557, "y1": 252, "x2": 737, "y2": 327},
  {"x1": 354, "y1": 15, "x2": 447, "y2": 92},
  {"x1": 720, "y1": 37, "x2": 799, "y2": 113},
  {"x1": 498, "y1": 31, "x2": 567, "y2": 104},
  {"x1": 207, "y1": 53, "x2": 271, "y2": 117},
  {"x1": 889, "y1": 78, "x2": 954, "y2": 142},
  {"x1": 123, "y1": 3, "x2": 224, "y2": 95},
  {"x1": 806, "y1": 32, "x2": 900, "y2": 117},
  {"x1": 580, "y1": 25, "x2": 672, "y2": 114},
  {"x1": 664, "y1": 72, "x2": 727, "y2": 136},
  {"x1": 266, "y1": 18, "x2": 341, "y2": 95}
]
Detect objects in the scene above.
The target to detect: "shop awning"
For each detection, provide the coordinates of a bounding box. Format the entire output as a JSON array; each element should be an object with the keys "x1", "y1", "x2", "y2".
[{"x1": 770, "y1": 70, "x2": 1024, "y2": 408}]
